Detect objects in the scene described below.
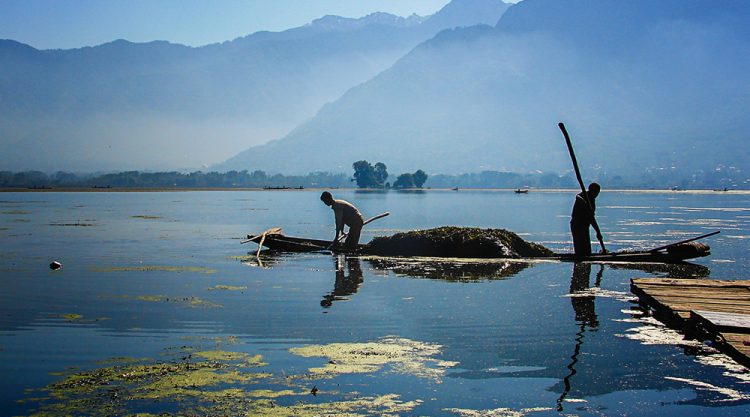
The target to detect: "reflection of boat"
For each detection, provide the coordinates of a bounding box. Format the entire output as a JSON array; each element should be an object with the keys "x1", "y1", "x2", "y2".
[
  {"x1": 364, "y1": 257, "x2": 529, "y2": 281},
  {"x1": 243, "y1": 233, "x2": 711, "y2": 263}
]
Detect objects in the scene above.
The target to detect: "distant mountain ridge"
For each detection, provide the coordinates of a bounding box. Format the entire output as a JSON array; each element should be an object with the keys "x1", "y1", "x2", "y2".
[
  {"x1": 0, "y1": 0, "x2": 511, "y2": 172},
  {"x1": 218, "y1": 0, "x2": 750, "y2": 180}
]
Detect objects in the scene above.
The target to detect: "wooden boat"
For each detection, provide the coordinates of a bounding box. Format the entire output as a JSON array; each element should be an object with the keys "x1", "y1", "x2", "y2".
[
  {"x1": 514, "y1": 188, "x2": 529, "y2": 194},
  {"x1": 548, "y1": 249, "x2": 709, "y2": 263},
  {"x1": 244, "y1": 234, "x2": 353, "y2": 252},
  {"x1": 243, "y1": 232, "x2": 712, "y2": 263}
]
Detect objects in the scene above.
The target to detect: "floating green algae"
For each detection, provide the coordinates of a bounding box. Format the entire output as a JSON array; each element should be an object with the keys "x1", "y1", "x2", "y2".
[
  {"x1": 207, "y1": 285, "x2": 247, "y2": 291},
  {"x1": 445, "y1": 406, "x2": 554, "y2": 417},
  {"x1": 2, "y1": 210, "x2": 30, "y2": 214},
  {"x1": 134, "y1": 295, "x2": 222, "y2": 308},
  {"x1": 19, "y1": 345, "x2": 427, "y2": 417},
  {"x1": 365, "y1": 226, "x2": 553, "y2": 258},
  {"x1": 49, "y1": 221, "x2": 97, "y2": 227},
  {"x1": 237, "y1": 394, "x2": 422, "y2": 416},
  {"x1": 289, "y1": 336, "x2": 457, "y2": 381},
  {"x1": 135, "y1": 295, "x2": 165, "y2": 302},
  {"x1": 92, "y1": 265, "x2": 217, "y2": 274},
  {"x1": 51, "y1": 313, "x2": 83, "y2": 321},
  {"x1": 20, "y1": 352, "x2": 273, "y2": 416},
  {"x1": 135, "y1": 368, "x2": 268, "y2": 399},
  {"x1": 193, "y1": 350, "x2": 266, "y2": 367}
]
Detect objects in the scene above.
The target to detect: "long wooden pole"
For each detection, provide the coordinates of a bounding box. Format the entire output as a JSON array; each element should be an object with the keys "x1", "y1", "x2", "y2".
[
  {"x1": 648, "y1": 230, "x2": 720, "y2": 253},
  {"x1": 558, "y1": 122, "x2": 606, "y2": 253}
]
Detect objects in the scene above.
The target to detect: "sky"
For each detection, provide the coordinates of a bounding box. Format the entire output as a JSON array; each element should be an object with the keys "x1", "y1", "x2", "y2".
[{"x1": 0, "y1": 0, "x2": 497, "y2": 50}]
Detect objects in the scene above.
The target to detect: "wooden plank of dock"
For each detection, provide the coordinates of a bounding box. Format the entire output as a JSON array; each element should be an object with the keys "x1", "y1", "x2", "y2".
[{"x1": 630, "y1": 278, "x2": 750, "y2": 368}]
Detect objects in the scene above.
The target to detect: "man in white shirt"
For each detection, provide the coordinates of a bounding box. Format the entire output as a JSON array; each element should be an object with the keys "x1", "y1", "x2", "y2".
[{"x1": 320, "y1": 191, "x2": 364, "y2": 249}]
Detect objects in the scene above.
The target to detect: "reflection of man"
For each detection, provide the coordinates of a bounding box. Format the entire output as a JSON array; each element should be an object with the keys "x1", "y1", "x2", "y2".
[
  {"x1": 570, "y1": 183, "x2": 603, "y2": 256},
  {"x1": 321, "y1": 256, "x2": 363, "y2": 308},
  {"x1": 557, "y1": 262, "x2": 603, "y2": 411},
  {"x1": 320, "y1": 191, "x2": 364, "y2": 249},
  {"x1": 569, "y1": 263, "x2": 601, "y2": 327}
]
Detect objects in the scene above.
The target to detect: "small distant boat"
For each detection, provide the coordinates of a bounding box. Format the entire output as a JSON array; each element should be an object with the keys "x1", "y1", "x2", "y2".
[
  {"x1": 452, "y1": 187, "x2": 459, "y2": 191},
  {"x1": 514, "y1": 188, "x2": 529, "y2": 194}
]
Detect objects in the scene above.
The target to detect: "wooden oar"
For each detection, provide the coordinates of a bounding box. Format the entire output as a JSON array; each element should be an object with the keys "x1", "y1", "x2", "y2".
[
  {"x1": 240, "y1": 227, "x2": 282, "y2": 244},
  {"x1": 559, "y1": 122, "x2": 606, "y2": 253},
  {"x1": 648, "y1": 230, "x2": 720, "y2": 253},
  {"x1": 326, "y1": 211, "x2": 390, "y2": 250}
]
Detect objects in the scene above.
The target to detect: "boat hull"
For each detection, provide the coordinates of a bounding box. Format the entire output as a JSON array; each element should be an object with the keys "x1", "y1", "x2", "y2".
[{"x1": 245, "y1": 233, "x2": 708, "y2": 263}]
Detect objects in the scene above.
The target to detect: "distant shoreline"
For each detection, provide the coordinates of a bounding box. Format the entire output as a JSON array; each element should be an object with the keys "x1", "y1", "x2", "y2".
[{"x1": 2, "y1": 187, "x2": 748, "y2": 194}]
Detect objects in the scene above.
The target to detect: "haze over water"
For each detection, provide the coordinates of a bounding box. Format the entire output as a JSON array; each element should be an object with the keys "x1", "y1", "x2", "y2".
[{"x1": 1, "y1": 189, "x2": 749, "y2": 416}]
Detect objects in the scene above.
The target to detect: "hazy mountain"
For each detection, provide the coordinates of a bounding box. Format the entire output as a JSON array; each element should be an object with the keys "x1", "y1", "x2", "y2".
[
  {"x1": 0, "y1": 0, "x2": 511, "y2": 172},
  {"x1": 220, "y1": 0, "x2": 750, "y2": 181}
]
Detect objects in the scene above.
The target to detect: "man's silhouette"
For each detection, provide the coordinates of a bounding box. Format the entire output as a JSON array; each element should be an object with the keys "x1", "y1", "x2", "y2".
[{"x1": 570, "y1": 183, "x2": 603, "y2": 256}]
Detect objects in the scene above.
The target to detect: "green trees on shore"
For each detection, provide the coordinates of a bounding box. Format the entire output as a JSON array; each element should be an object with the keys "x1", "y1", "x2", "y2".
[
  {"x1": 351, "y1": 162, "x2": 428, "y2": 189},
  {"x1": 392, "y1": 169, "x2": 428, "y2": 189},
  {"x1": 352, "y1": 161, "x2": 389, "y2": 188}
]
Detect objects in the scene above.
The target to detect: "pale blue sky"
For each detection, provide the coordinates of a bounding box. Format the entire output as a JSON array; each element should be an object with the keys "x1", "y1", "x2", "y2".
[{"x1": 0, "y1": 0, "x2": 511, "y2": 50}]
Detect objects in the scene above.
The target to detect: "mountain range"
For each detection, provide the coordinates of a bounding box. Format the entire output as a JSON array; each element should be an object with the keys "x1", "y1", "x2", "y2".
[
  {"x1": 0, "y1": 0, "x2": 510, "y2": 172},
  {"x1": 219, "y1": 0, "x2": 750, "y2": 180}
]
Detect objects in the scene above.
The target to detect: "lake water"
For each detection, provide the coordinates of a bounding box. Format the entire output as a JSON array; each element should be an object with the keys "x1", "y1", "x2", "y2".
[{"x1": 1, "y1": 189, "x2": 749, "y2": 416}]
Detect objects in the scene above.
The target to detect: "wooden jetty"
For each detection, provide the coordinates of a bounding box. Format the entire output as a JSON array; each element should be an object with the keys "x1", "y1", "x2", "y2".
[{"x1": 630, "y1": 278, "x2": 750, "y2": 368}]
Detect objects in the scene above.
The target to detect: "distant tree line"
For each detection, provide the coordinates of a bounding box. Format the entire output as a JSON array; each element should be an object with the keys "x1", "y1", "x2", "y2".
[
  {"x1": 0, "y1": 167, "x2": 746, "y2": 190},
  {"x1": 0, "y1": 170, "x2": 351, "y2": 189},
  {"x1": 427, "y1": 168, "x2": 748, "y2": 190}
]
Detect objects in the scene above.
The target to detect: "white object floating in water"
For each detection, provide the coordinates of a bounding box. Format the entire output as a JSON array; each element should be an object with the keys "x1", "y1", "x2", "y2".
[{"x1": 49, "y1": 261, "x2": 62, "y2": 270}]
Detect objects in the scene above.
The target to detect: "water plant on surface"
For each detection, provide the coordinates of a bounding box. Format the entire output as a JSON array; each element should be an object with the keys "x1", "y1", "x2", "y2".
[
  {"x1": 17, "y1": 337, "x2": 458, "y2": 416},
  {"x1": 91, "y1": 266, "x2": 217, "y2": 274}
]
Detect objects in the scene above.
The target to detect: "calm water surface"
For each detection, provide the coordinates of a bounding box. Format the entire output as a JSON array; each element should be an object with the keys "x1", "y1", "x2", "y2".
[{"x1": 1, "y1": 189, "x2": 749, "y2": 416}]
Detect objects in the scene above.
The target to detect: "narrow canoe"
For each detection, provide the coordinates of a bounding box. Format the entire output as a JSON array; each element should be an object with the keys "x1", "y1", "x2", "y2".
[{"x1": 244, "y1": 233, "x2": 709, "y2": 263}]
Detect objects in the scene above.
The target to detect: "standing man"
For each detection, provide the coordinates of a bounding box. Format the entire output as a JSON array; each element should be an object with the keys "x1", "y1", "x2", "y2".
[
  {"x1": 570, "y1": 182, "x2": 604, "y2": 256},
  {"x1": 320, "y1": 191, "x2": 364, "y2": 249}
]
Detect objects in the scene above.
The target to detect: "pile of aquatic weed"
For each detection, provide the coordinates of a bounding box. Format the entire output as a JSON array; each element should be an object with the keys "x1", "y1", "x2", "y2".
[{"x1": 365, "y1": 226, "x2": 553, "y2": 258}]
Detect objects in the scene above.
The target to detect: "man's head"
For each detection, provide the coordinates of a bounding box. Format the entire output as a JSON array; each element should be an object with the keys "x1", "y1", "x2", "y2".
[
  {"x1": 320, "y1": 191, "x2": 334, "y2": 206},
  {"x1": 588, "y1": 182, "x2": 601, "y2": 198}
]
